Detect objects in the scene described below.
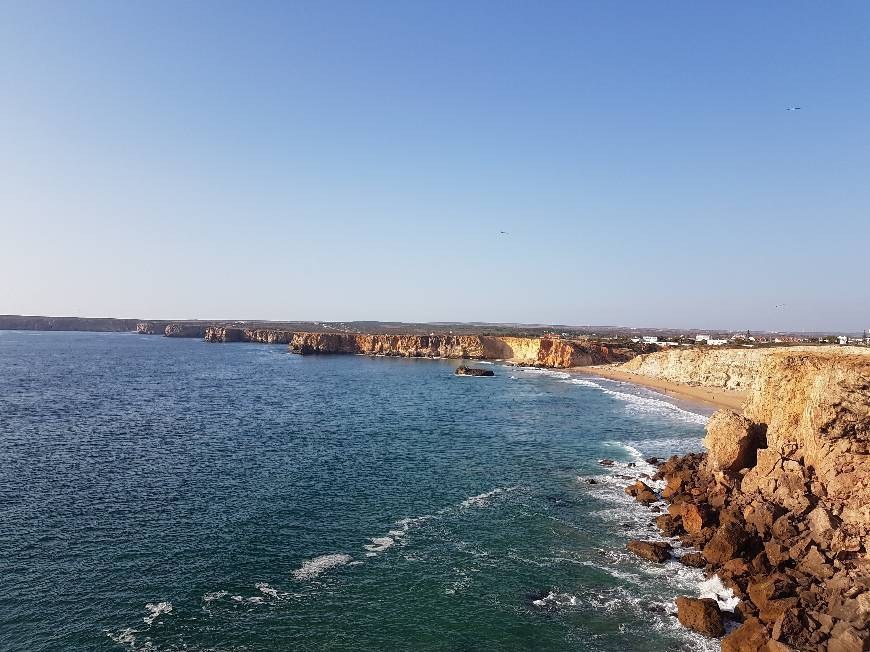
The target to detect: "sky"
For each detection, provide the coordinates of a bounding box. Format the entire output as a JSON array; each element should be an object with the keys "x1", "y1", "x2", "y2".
[{"x1": 1, "y1": 2, "x2": 868, "y2": 332}]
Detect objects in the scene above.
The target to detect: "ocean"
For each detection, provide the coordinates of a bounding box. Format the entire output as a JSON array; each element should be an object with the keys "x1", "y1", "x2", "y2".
[{"x1": 0, "y1": 331, "x2": 731, "y2": 651}]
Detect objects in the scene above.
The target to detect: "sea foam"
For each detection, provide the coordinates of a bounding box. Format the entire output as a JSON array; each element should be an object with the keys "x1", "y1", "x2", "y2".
[
  {"x1": 143, "y1": 601, "x2": 172, "y2": 625},
  {"x1": 292, "y1": 553, "x2": 353, "y2": 581}
]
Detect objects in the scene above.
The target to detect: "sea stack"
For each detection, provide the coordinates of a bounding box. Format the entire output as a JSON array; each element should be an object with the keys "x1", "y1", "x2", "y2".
[{"x1": 454, "y1": 366, "x2": 494, "y2": 377}]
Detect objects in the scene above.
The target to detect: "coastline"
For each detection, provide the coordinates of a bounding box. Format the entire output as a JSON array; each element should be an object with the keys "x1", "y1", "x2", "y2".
[{"x1": 571, "y1": 364, "x2": 746, "y2": 413}]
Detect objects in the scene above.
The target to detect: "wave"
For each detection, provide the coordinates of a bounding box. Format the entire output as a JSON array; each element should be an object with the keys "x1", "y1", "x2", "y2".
[
  {"x1": 363, "y1": 536, "x2": 395, "y2": 553},
  {"x1": 520, "y1": 368, "x2": 571, "y2": 379},
  {"x1": 142, "y1": 601, "x2": 172, "y2": 625},
  {"x1": 699, "y1": 575, "x2": 740, "y2": 612},
  {"x1": 459, "y1": 486, "x2": 518, "y2": 509},
  {"x1": 532, "y1": 591, "x2": 579, "y2": 608},
  {"x1": 292, "y1": 553, "x2": 353, "y2": 580},
  {"x1": 562, "y1": 376, "x2": 709, "y2": 425},
  {"x1": 202, "y1": 590, "x2": 228, "y2": 603},
  {"x1": 255, "y1": 582, "x2": 281, "y2": 599}
]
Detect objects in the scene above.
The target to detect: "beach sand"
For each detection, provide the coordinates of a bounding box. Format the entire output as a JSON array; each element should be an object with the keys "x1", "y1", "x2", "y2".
[{"x1": 572, "y1": 365, "x2": 747, "y2": 413}]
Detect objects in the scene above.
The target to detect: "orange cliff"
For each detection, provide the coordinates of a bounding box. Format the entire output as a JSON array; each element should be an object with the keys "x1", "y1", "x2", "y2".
[
  {"x1": 285, "y1": 332, "x2": 635, "y2": 368},
  {"x1": 202, "y1": 327, "x2": 635, "y2": 368}
]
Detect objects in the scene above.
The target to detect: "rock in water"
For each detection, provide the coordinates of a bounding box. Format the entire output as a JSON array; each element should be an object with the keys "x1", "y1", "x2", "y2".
[
  {"x1": 675, "y1": 596, "x2": 725, "y2": 638},
  {"x1": 626, "y1": 540, "x2": 672, "y2": 562},
  {"x1": 454, "y1": 366, "x2": 494, "y2": 377}
]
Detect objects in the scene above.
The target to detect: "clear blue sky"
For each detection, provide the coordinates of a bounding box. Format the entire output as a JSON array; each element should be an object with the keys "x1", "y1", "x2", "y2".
[{"x1": 1, "y1": 2, "x2": 867, "y2": 332}]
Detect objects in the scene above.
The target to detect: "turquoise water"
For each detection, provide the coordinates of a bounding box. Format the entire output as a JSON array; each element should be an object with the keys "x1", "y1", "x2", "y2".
[{"x1": 0, "y1": 331, "x2": 724, "y2": 651}]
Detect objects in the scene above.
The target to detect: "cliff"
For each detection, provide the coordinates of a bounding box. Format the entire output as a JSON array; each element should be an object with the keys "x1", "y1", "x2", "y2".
[
  {"x1": 0, "y1": 315, "x2": 140, "y2": 332},
  {"x1": 136, "y1": 321, "x2": 170, "y2": 335},
  {"x1": 284, "y1": 332, "x2": 635, "y2": 368},
  {"x1": 629, "y1": 348, "x2": 870, "y2": 650},
  {"x1": 618, "y1": 346, "x2": 869, "y2": 392},
  {"x1": 164, "y1": 323, "x2": 209, "y2": 338},
  {"x1": 204, "y1": 326, "x2": 295, "y2": 344}
]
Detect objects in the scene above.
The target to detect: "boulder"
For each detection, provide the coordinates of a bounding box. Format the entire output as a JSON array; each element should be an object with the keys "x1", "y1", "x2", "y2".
[
  {"x1": 703, "y1": 410, "x2": 764, "y2": 472},
  {"x1": 703, "y1": 522, "x2": 749, "y2": 566},
  {"x1": 625, "y1": 480, "x2": 658, "y2": 504},
  {"x1": 798, "y1": 546, "x2": 834, "y2": 580},
  {"x1": 675, "y1": 596, "x2": 725, "y2": 638},
  {"x1": 656, "y1": 514, "x2": 683, "y2": 537},
  {"x1": 627, "y1": 540, "x2": 671, "y2": 563},
  {"x1": 744, "y1": 501, "x2": 783, "y2": 539},
  {"x1": 679, "y1": 552, "x2": 707, "y2": 568},
  {"x1": 682, "y1": 503, "x2": 712, "y2": 534},
  {"x1": 721, "y1": 617, "x2": 770, "y2": 652},
  {"x1": 771, "y1": 609, "x2": 808, "y2": 649}
]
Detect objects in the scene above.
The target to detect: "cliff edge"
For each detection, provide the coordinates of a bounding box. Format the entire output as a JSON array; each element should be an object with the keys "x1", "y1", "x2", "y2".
[{"x1": 634, "y1": 349, "x2": 870, "y2": 650}]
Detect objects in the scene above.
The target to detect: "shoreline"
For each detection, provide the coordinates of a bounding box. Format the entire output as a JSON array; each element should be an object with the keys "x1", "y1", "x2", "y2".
[{"x1": 570, "y1": 364, "x2": 746, "y2": 413}]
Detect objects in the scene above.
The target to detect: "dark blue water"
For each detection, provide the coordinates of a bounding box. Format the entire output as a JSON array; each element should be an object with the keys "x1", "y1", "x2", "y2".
[{"x1": 0, "y1": 332, "x2": 725, "y2": 651}]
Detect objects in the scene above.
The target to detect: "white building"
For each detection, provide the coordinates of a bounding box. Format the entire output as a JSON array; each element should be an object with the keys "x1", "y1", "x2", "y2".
[
  {"x1": 695, "y1": 334, "x2": 710, "y2": 342},
  {"x1": 707, "y1": 339, "x2": 728, "y2": 346},
  {"x1": 838, "y1": 336, "x2": 849, "y2": 345},
  {"x1": 642, "y1": 336, "x2": 658, "y2": 344}
]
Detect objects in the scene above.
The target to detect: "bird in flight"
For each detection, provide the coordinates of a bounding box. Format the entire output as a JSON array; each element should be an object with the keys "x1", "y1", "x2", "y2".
[
  {"x1": 775, "y1": 304, "x2": 787, "y2": 309},
  {"x1": 499, "y1": 231, "x2": 509, "y2": 235},
  {"x1": 785, "y1": 107, "x2": 802, "y2": 111}
]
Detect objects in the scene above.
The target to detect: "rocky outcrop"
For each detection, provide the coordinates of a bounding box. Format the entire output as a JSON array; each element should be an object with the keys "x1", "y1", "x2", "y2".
[
  {"x1": 645, "y1": 349, "x2": 870, "y2": 649},
  {"x1": 285, "y1": 333, "x2": 634, "y2": 368},
  {"x1": 454, "y1": 366, "x2": 494, "y2": 377},
  {"x1": 703, "y1": 410, "x2": 766, "y2": 472}
]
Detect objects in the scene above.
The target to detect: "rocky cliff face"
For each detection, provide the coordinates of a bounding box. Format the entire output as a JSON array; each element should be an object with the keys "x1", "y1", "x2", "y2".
[
  {"x1": 619, "y1": 346, "x2": 870, "y2": 392},
  {"x1": 204, "y1": 326, "x2": 295, "y2": 344},
  {"x1": 284, "y1": 332, "x2": 634, "y2": 368},
  {"x1": 164, "y1": 323, "x2": 209, "y2": 338},
  {"x1": 633, "y1": 349, "x2": 870, "y2": 650},
  {"x1": 0, "y1": 315, "x2": 139, "y2": 332},
  {"x1": 136, "y1": 321, "x2": 169, "y2": 335}
]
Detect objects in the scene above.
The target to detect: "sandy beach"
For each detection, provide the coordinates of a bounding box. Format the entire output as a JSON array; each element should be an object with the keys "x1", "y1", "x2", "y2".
[{"x1": 572, "y1": 364, "x2": 747, "y2": 413}]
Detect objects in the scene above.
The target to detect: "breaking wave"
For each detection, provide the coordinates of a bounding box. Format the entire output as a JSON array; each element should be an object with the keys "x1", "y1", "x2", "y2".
[{"x1": 292, "y1": 553, "x2": 353, "y2": 581}]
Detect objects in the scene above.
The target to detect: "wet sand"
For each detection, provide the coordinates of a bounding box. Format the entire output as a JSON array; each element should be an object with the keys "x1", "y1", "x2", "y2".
[{"x1": 571, "y1": 365, "x2": 746, "y2": 413}]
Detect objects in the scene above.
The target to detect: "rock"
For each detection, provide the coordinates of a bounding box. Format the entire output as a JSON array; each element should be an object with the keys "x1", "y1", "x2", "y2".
[
  {"x1": 827, "y1": 623, "x2": 869, "y2": 652},
  {"x1": 771, "y1": 609, "x2": 807, "y2": 648},
  {"x1": 703, "y1": 522, "x2": 749, "y2": 566},
  {"x1": 703, "y1": 410, "x2": 765, "y2": 472},
  {"x1": 799, "y1": 546, "x2": 834, "y2": 580},
  {"x1": 585, "y1": 478, "x2": 598, "y2": 485},
  {"x1": 721, "y1": 617, "x2": 770, "y2": 652},
  {"x1": 744, "y1": 501, "x2": 783, "y2": 539},
  {"x1": 764, "y1": 542, "x2": 790, "y2": 567},
  {"x1": 675, "y1": 596, "x2": 725, "y2": 638},
  {"x1": 599, "y1": 459, "x2": 615, "y2": 467},
  {"x1": 748, "y1": 574, "x2": 799, "y2": 624},
  {"x1": 625, "y1": 480, "x2": 657, "y2": 504},
  {"x1": 454, "y1": 366, "x2": 494, "y2": 377},
  {"x1": 679, "y1": 552, "x2": 707, "y2": 568},
  {"x1": 646, "y1": 457, "x2": 660, "y2": 465},
  {"x1": 627, "y1": 540, "x2": 672, "y2": 563},
  {"x1": 681, "y1": 503, "x2": 711, "y2": 534},
  {"x1": 656, "y1": 514, "x2": 683, "y2": 537}
]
